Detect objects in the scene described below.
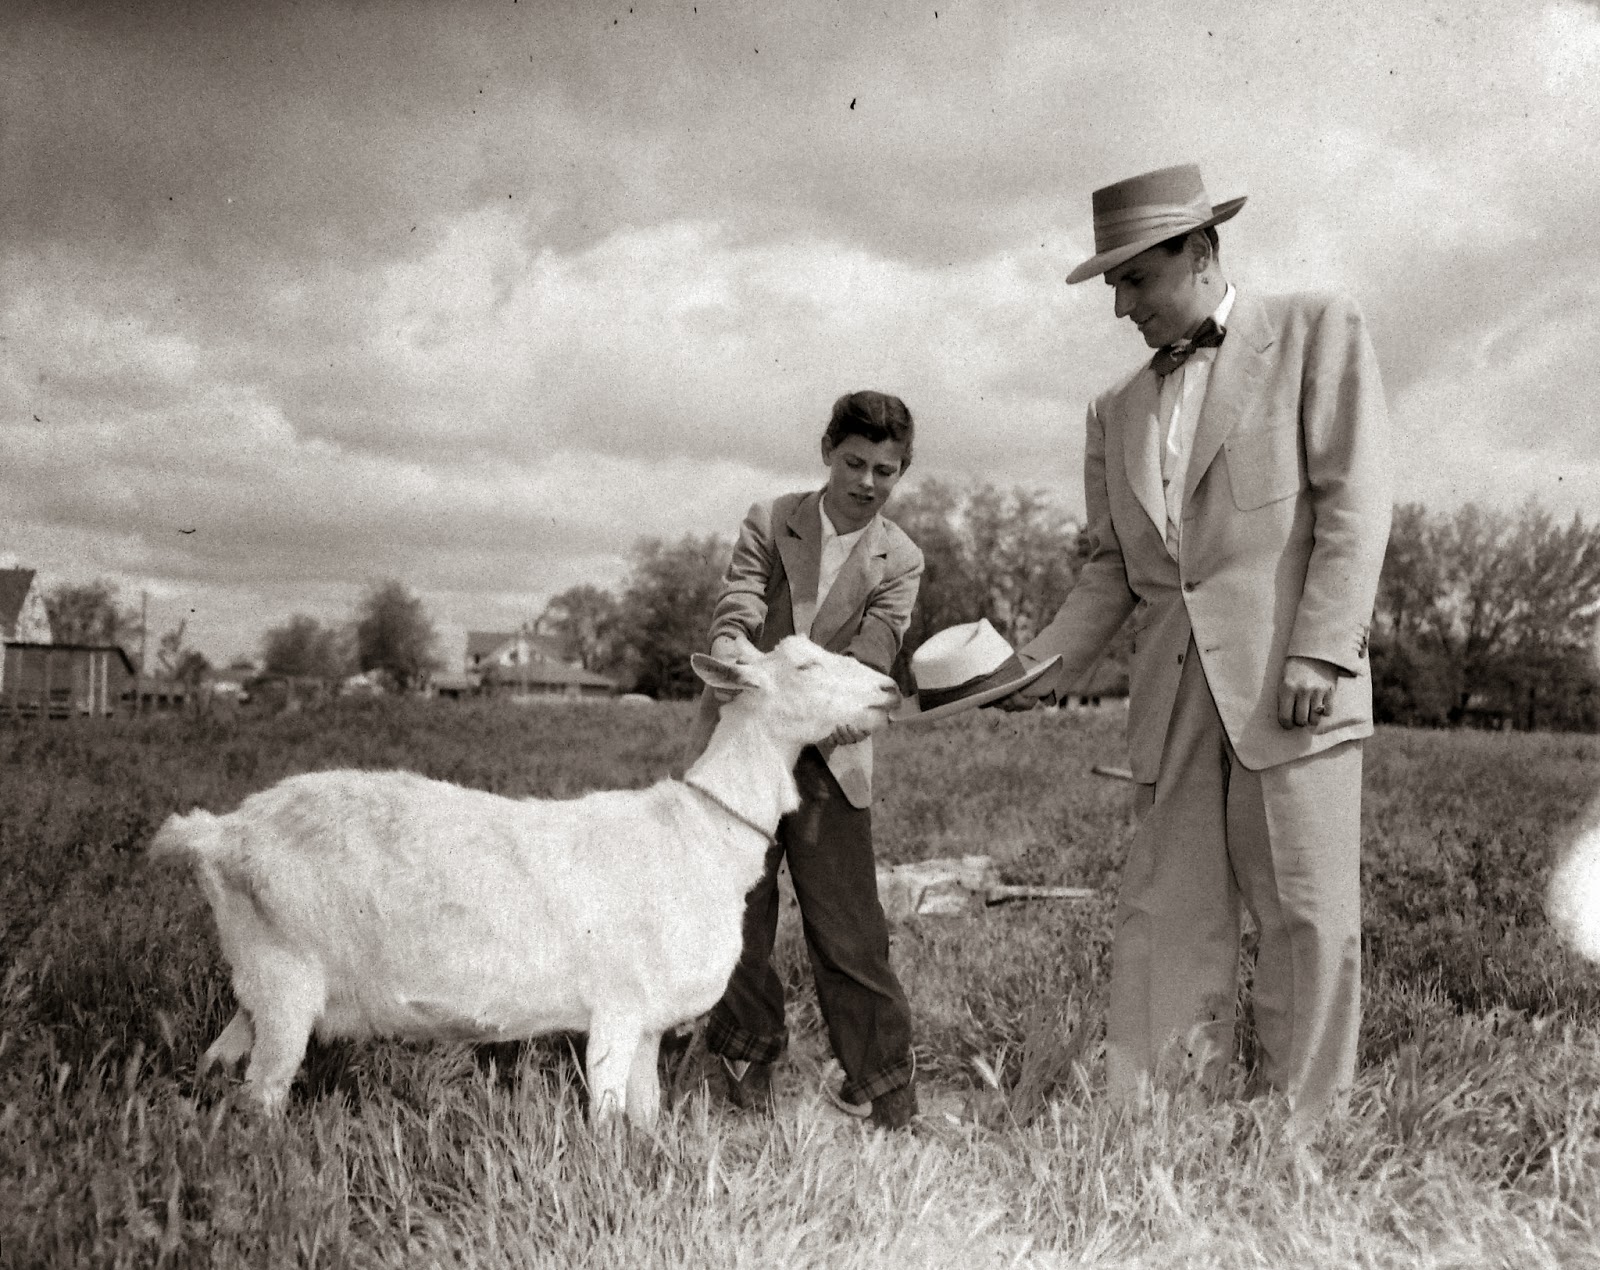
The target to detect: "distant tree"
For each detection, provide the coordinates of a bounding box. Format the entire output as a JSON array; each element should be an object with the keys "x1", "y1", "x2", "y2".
[
  {"x1": 261, "y1": 614, "x2": 350, "y2": 681},
  {"x1": 611, "y1": 535, "x2": 729, "y2": 698},
  {"x1": 1493, "y1": 503, "x2": 1600, "y2": 729},
  {"x1": 1372, "y1": 503, "x2": 1457, "y2": 725},
  {"x1": 890, "y1": 479, "x2": 1090, "y2": 675},
  {"x1": 962, "y1": 484, "x2": 1084, "y2": 647},
  {"x1": 536, "y1": 584, "x2": 621, "y2": 672},
  {"x1": 892, "y1": 478, "x2": 984, "y2": 655},
  {"x1": 43, "y1": 579, "x2": 138, "y2": 648},
  {"x1": 174, "y1": 650, "x2": 212, "y2": 686},
  {"x1": 1373, "y1": 499, "x2": 1600, "y2": 730},
  {"x1": 355, "y1": 580, "x2": 440, "y2": 691},
  {"x1": 155, "y1": 618, "x2": 211, "y2": 688}
]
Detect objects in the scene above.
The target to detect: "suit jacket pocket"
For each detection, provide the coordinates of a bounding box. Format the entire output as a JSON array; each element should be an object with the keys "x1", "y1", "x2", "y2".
[{"x1": 1225, "y1": 423, "x2": 1304, "y2": 511}]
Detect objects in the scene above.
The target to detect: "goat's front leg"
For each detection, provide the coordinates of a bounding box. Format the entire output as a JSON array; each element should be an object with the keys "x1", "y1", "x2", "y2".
[{"x1": 585, "y1": 1013, "x2": 643, "y2": 1127}]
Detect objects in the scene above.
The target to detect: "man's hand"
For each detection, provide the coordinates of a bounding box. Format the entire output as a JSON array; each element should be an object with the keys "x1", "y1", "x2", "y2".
[
  {"x1": 1278, "y1": 655, "x2": 1340, "y2": 728},
  {"x1": 989, "y1": 679, "x2": 1053, "y2": 713}
]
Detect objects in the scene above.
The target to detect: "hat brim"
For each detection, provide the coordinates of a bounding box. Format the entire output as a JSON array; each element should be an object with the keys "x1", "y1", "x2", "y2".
[
  {"x1": 889, "y1": 655, "x2": 1062, "y2": 725},
  {"x1": 1065, "y1": 196, "x2": 1247, "y2": 285}
]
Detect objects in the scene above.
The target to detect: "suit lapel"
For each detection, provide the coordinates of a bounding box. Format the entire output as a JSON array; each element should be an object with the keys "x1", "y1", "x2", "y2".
[
  {"x1": 811, "y1": 515, "x2": 888, "y2": 652},
  {"x1": 776, "y1": 491, "x2": 822, "y2": 639},
  {"x1": 1183, "y1": 291, "x2": 1273, "y2": 505},
  {"x1": 1118, "y1": 369, "x2": 1167, "y2": 537}
]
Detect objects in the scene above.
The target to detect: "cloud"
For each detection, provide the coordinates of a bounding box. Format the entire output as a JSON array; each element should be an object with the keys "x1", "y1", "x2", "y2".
[{"x1": 2, "y1": 0, "x2": 1598, "y2": 662}]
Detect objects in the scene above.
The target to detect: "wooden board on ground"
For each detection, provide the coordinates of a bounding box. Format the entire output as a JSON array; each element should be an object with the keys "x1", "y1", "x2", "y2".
[{"x1": 876, "y1": 855, "x2": 1096, "y2": 922}]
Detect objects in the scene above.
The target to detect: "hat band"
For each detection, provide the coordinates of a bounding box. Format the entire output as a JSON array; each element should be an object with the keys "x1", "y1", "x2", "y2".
[
  {"x1": 917, "y1": 653, "x2": 1027, "y2": 711},
  {"x1": 1091, "y1": 199, "x2": 1211, "y2": 252}
]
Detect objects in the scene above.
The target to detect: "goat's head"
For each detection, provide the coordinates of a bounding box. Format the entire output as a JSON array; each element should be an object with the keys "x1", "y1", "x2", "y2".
[{"x1": 691, "y1": 636, "x2": 900, "y2": 745}]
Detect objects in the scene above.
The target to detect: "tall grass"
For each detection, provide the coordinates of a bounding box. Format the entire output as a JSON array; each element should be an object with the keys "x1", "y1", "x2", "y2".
[{"x1": 2, "y1": 702, "x2": 1598, "y2": 1267}]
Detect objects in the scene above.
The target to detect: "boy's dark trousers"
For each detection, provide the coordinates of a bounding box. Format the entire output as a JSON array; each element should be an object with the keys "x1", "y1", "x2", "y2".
[{"x1": 705, "y1": 746, "x2": 915, "y2": 1104}]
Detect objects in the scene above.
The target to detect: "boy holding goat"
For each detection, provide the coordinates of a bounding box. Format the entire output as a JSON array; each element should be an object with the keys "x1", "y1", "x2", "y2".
[{"x1": 686, "y1": 389, "x2": 924, "y2": 1129}]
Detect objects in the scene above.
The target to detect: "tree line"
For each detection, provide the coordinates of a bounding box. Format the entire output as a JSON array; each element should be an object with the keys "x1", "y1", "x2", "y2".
[
  {"x1": 1372, "y1": 501, "x2": 1600, "y2": 730},
  {"x1": 541, "y1": 487, "x2": 1600, "y2": 731},
  {"x1": 37, "y1": 489, "x2": 1600, "y2": 730},
  {"x1": 536, "y1": 480, "x2": 1113, "y2": 699},
  {"x1": 41, "y1": 579, "x2": 442, "y2": 693}
]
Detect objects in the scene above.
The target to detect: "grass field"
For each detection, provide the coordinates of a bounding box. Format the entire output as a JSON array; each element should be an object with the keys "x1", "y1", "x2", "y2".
[{"x1": 3, "y1": 701, "x2": 1599, "y2": 1268}]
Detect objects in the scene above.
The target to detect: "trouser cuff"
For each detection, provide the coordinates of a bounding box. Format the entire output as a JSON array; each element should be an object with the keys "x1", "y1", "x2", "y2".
[
  {"x1": 706, "y1": 1009, "x2": 787, "y2": 1065},
  {"x1": 844, "y1": 1054, "x2": 915, "y2": 1105}
]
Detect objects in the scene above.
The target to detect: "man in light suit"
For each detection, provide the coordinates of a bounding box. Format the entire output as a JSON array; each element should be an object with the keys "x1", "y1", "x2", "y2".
[
  {"x1": 1002, "y1": 164, "x2": 1391, "y2": 1124},
  {"x1": 687, "y1": 390, "x2": 924, "y2": 1129}
]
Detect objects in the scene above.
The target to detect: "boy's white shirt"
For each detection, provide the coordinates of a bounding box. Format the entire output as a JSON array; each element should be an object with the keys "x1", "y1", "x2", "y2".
[{"x1": 807, "y1": 502, "x2": 872, "y2": 638}]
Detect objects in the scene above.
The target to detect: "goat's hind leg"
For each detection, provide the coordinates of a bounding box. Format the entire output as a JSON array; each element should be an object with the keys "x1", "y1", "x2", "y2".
[
  {"x1": 200, "y1": 1011, "x2": 254, "y2": 1073},
  {"x1": 237, "y1": 952, "x2": 327, "y2": 1113}
]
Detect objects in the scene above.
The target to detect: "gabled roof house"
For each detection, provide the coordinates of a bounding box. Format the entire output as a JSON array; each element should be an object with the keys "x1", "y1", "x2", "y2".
[{"x1": 0, "y1": 568, "x2": 52, "y2": 643}]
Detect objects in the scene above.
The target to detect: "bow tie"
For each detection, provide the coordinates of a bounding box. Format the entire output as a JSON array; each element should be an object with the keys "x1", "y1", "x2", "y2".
[{"x1": 1151, "y1": 317, "x2": 1225, "y2": 377}]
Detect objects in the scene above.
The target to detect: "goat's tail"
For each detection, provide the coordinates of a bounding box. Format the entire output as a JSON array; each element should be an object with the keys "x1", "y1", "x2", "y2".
[
  {"x1": 149, "y1": 808, "x2": 273, "y2": 922},
  {"x1": 148, "y1": 808, "x2": 226, "y2": 862}
]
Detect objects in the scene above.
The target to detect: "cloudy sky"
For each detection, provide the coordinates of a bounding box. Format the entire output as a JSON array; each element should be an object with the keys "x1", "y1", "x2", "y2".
[{"x1": 3, "y1": 0, "x2": 1597, "y2": 666}]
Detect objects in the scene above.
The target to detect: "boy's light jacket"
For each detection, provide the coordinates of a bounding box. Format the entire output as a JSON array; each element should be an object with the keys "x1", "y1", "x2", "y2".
[{"x1": 687, "y1": 489, "x2": 923, "y2": 808}]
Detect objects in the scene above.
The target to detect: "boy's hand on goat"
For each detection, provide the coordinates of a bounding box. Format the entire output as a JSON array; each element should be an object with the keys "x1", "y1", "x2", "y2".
[
  {"x1": 712, "y1": 633, "x2": 761, "y2": 664},
  {"x1": 708, "y1": 635, "x2": 763, "y2": 701},
  {"x1": 824, "y1": 721, "x2": 873, "y2": 746}
]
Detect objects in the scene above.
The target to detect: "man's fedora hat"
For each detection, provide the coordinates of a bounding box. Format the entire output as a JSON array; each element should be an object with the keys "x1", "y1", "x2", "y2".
[
  {"x1": 1066, "y1": 163, "x2": 1246, "y2": 285},
  {"x1": 891, "y1": 619, "x2": 1061, "y2": 724}
]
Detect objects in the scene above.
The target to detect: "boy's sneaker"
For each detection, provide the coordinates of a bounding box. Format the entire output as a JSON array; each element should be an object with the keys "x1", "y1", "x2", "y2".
[
  {"x1": 869, "y1": 1082, "x2": 919, "y2": 1130},
  {"x1": 721, "y1": 1057, "x2": 775, "y2": 1112}
]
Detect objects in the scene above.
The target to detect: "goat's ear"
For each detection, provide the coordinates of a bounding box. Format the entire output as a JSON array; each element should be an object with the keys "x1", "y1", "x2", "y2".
[{"x1": 691, "y1": 653, "x2": 758, "y2": 693}]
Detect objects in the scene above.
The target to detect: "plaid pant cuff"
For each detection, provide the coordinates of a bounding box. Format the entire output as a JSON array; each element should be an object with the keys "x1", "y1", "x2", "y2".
[
  {"x1": 844, "y1": 1055, "x2": 915, "y2": 1106},
  {"x1": 705, "y1": 1010, "x2": 787, "y2": 1065}
]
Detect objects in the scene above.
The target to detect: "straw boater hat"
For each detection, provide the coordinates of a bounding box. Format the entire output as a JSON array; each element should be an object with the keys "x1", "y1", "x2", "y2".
[
  {"x1": 891, "y1": 619, "x2": 1061, "y2": 724},
  {"x1": 1065, "y1": 163, "x2": 1246, "y2": 285}
]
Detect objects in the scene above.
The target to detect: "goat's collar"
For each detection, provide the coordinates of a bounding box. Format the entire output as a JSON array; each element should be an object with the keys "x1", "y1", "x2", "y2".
[{"x1": 682, "y1": 779, "x2": 778, "y2": 845}]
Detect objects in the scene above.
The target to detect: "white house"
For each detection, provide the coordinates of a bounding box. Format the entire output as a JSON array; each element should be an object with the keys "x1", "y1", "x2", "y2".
[
  {"x1": 462, "y1": 628, "x2": 617, "y2": 699},
  {"x1": 463, "y1": 629, "x2": 569, "y2": 676}
]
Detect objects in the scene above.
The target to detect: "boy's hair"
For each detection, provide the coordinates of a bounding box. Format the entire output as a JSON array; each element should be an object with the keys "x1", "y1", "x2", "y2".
[{"x1": 825, "y1": 391, "x2": 914, "y2": 469}]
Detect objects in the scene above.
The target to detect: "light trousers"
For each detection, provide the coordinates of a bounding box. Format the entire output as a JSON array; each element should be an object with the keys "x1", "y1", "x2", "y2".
[{"x1": 1108, "y1": 637, "x2": 1363, "y2": 1122}]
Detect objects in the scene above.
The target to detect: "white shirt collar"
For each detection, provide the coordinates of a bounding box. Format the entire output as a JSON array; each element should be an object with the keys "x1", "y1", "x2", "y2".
[{"x1": 1211, "y1": 284, "x2": 1236, "y2": 330}]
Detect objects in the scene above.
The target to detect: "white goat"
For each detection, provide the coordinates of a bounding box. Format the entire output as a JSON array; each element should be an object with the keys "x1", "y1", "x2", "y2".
[{"x1": 149, "y1": 636, "x2": 898, "y2": 1127}]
